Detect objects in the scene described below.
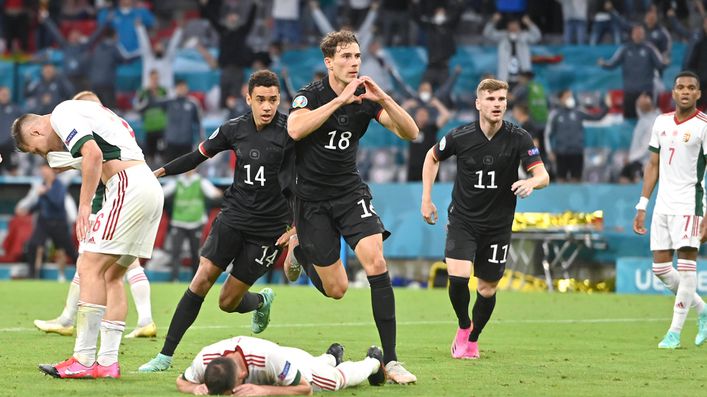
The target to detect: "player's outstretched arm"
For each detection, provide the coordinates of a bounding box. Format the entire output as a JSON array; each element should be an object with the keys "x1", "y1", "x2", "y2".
[
  {"x1": 175, "y1": 375, "x2": 208, "y2": 395},
  {"x1": 421, "y1": 148, "x2": 441, "y2": 225},
  {"x1": 633, "y1": 152, "x2": 659, "y2": 235},
  {"x1": 155, "y1": 149, "x2": 209, "y2": 178},
  {"x1": 288, "y1": 78, "x2": 363, "y2": 141},
  {"x1": 360, "y1": 76, "x2": 418, "y2": 140},
  {"x1": 511, "y1": 164, "x2": 550, "y2": 199},
  {"x1": 232, "y1": 378, "x2": 313, "y2": 396}
]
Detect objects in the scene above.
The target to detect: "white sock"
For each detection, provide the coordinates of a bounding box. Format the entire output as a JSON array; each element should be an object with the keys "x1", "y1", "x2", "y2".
[
  {"x1": 58, "y1": 274, "x2": 81, "y2": 326},
  {"x1": 97, "y1": 320, "x2": 125, "y2": 366},
  {"x1": 73, "y1": 301, "x2": 105, "y2": 367},
  {"x1": 335, "y1": 357, "x2": 380, "y2": 389},
  {"x1": 126, "y1": 266, "x2": 153, "y2": 327},
  {"x1": 670, "y1": 265, "x2": 697, "y2": 333},
  {"x1": 654, "y1": 261, "x2": 705, "y2": 312}
]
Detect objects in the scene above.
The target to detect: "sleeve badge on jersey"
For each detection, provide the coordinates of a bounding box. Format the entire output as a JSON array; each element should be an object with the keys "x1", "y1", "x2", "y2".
[
  {"x1": 278, "y1": 361, "x2": 291, "y2": 380},
  {"x1": 65, "y1": 129, "x2": 78, "y2": 145},
  {"x1": 528, "y1": 147, "x2": 540, "y2": 156},
  {"x1": 292, "y1": 95, "x2": 308, "y2": 109},
  {"x1": 439, "y1": 136, "x2": 446, "y2": 151},
  {"x1": 208, "y1": 128, "x2": 220, "y2": 140}
]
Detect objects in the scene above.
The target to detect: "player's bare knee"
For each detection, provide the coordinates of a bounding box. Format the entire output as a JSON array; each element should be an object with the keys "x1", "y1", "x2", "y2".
[
  {"x1": 325, "y1": 282, "x2": 348, "y2": 299},
  {"x1": 363, "y1": 256, "x2": 387, "y2": 275},
  {"x1": 477, "y1": 282, "x2": 498, "y2": 297}
]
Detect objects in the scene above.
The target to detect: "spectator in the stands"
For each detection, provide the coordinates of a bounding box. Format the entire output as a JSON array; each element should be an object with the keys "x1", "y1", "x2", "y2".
[
  {"x1": 161, "y1": 80, "x2": 202, "y2": 162},
  {"x1": 272, "y1": 0, "x2": 301, "y2": 46},
  {"x1": 134, "y1": 69, "x2": 168, "y2": 166},
  {"x1": 412, "y1": 0, "x2": 464, "y2": 90},
  {"x1": 556, "y1": 0, "x2": 588, "y2": 44},
  {"x1": 347, "y1": 0, "x2": 373, "y2": 29},
  {"x1": 612, "y1": 3, "x2": 672, "y2": 60},
  {"x1": 404, "y1": 92, "x2": 451, "y2": 181},
  {"x1": 25, "y1": 63, "x2": 74, "y2": 114},
  {"x1": 310, "y1": 0, "x2": 378, "y2": 50},
  {"x1": 3, "y1": 0, "x2": 30, "y2": 53},
  {"x1": 88, "y1": 25, "x2": 136, "y2": 110},
  {"x1": 380, "y1": 0, "x2": 410, "y2": 46},
  {"x1": 544, "y1": 89, "x2": 610, "y2": 182},
  {"x1": 225, "y1": 84, "x2": 250, "y2": 120},
  {"x1": 509, "y1": 71, "x2": 549, "y2": 124},
  {"x1": 483, "y1": 13, "x2": 541, "y2": 89},
  {"x1": 61, "y1": 0, "x2": 96, "y2": 20},
  {"x1": 97, "y1": 0, "x2": 155, "y2": 53},
  {"x1": 496, "y1": 0, "x2": 528, "y2": 15},
  {"x1": 199, "y1": 0, "x2": 256, "y2": 107},
  {"x1": 136, "y1": 16, "x2": 183, "y2": 95},
  {"x1": 590, "y1": 1, "x2": 621, "y2": 45},
  {"x1": 35, "y1": 0, "x2": 62, "y2": 50},
  {"x1": 0, "y1": 86, "x2": 23, "y2": 175},
  {"x1": 619, "y1": 93, "x2": 660, "y2": 183},
  {"x1": 685, "y1": 17, "x2": 707, "y2": 109},
  {"x1": 38, "y1": 8, "x2": 104, "y2": 92},
  {"x1": 21, "y1": 163, "x2": 78, "y2": 280},
  {"x1": 598, "y1": 25, "x2": 668, "y2": 118}
]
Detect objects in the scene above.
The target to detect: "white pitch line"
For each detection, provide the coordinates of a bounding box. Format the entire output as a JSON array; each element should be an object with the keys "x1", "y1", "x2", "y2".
[{"x1": 0, "y1": 317, "x2": 674, "y2": 333}]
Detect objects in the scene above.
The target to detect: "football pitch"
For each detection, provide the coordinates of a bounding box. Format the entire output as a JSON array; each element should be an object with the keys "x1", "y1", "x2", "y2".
[{"x1": 1, "y1": 281, "x2": 706, "y2": 397}]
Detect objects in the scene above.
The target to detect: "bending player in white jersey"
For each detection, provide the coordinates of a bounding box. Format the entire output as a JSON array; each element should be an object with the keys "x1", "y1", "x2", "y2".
[
  {"x1": 12, "y1": 96, "x2": 164, "y2": 378},
  {"x1": 176, "y1": 336, "x2": 386, "y2": 396},
  {"x1": 634, "y1": 71, "x2": 707, "y2": 349},
  {"x1": 33, "y1": 91, "x2": 157, "y2": 339}
]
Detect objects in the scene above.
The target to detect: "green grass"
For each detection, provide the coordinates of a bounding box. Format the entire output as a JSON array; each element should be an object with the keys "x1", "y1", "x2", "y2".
[{"x1": 1, "y1": 281, "x2": 707, "y2": 396}]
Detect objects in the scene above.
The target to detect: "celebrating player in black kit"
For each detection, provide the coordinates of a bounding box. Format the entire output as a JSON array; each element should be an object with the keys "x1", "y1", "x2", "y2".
[
  {"x1": 139, "y1": 70, "x2": 296, "y2": 373},
  {"x1": 421, "y1": 79, "x2": 549, "y2": 360},
  {"x1": 287, "y1": 30, "x2": 419, "y2": 384}
]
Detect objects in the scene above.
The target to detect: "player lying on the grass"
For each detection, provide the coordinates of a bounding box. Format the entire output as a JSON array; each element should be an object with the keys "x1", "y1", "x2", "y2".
[
  {"x1": 33, "y1": 91, "x2": 157, "y2": 339},
  {"x1": 421, "y1": 78, "x2": 549, "y2": 359},
  {"x1": 633, "y1": 70, "x2": 707, "y2": 349},
  {"x1": 13, "y1": 92, "x2": 164, "y2": 379},
  {"x1": 285, "y1": 30, "x2": 418, "y2": 384},
  {"x1": 140, "y1": 70, "x2": 296, "y2": 373},
  {"x1": 176, "y1": 335, "x2": 386, "y2": 396}
]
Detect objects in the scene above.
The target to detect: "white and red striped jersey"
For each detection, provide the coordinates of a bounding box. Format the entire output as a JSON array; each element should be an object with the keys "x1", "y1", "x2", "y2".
[
  {"x1": 183, "y1": 336, "x2": 306, "y2": 387},
  {"x1": 648, "y1": 111, "x2": 707, "y2": 215},
  {"x1": 50, "y1": 100, "x2": 144, "y2": 161}
]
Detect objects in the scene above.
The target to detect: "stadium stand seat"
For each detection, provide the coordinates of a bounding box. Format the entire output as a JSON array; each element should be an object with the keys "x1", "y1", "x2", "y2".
[
  {"x1": 608, "y1": 89, "x2": 624, "y2": 114},
  {"x1": 60, "y1": 20, "x2": 98, "y2": 38},
  {"x1": 116, "y1": 91, "x2": 135, "y2": 112},
  {"x1": 0, "y1": 215, "x2": 32, "y2": 263},
  {"x1": 657, "y1": 91, "x2": 675, "y2": 113}
]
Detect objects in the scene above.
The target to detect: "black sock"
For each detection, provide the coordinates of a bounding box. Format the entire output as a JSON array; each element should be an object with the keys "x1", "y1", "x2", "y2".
[
  {"x1": 161, "y1": 288, "x2": 204, "y2": 357},
  {"x1": 469, "y1": 291, "x2": 496, "y2": 342},
  {"x1": 296, "y1": 246, "x2": 328, "y2": 297},
  {"x1": 233, "y1": 292, "x2": 263, "y2": 313},
  {"x1": 368, "y1": 271, "x2": 397, "y2": 364},
  {"x1": 448, "y1": 276, "x2": 471, "y2": 329}
]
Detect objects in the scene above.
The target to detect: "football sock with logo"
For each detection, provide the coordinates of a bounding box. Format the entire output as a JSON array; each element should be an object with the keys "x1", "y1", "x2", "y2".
[
  {"x1": 654, "y1": 260, "x2": 705, "y2": 312},
  {"x1": 368, "y1": 271, "x2": 397, "y2": 363},
  {"x1": 126, "y1": 266, "x2": 153, "y2": 327},
  {"x1": 74, "y1": 301, "x2": 106, "y2": 366},
  {"x1": 97, "y1": 320, "x2": 125, "y2": 366},
  {"x1": 670, "y1": 268, "x2": 697, "y2": 333},
  {"x1": 160, "y1": 288, "x2": 204, "y2": 357},
  {"x1": 232, "y1": 292, "x2": 263, "y2": 313},
  {"x1": 448, "y1": 276, "x2": 472, "y2": 329},
  {"x1": 469, "y1": 291, "x2": 496, "y2": 342}
]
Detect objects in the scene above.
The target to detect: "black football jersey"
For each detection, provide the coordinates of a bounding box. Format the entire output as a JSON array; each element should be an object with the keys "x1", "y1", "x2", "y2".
[
  {"x1": 433, "y1": 120, "x2": 543, "y2": 231},
  {"x1": 199, "y1": 111, "x2": 293, "y2": 237},
  {"x1": 289, "y1": 78, "x2": 383, "y2": 201}
]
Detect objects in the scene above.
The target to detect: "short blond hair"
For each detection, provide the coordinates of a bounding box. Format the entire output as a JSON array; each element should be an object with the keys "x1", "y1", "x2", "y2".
[
  {"x1": 476, "y1": 79, "x2": 509, "y2": 96},
  {"x1": 72, "y1": 91, "x2": 101, "y2": 103}
]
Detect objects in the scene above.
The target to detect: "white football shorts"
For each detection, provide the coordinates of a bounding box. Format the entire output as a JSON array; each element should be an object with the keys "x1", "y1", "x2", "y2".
[
  {"x1": 650, "y1": 213, "x2": 703, "y2": 251},
  {"x1": 80, "y1": 163, "x2": 163, "y2": 262}
]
